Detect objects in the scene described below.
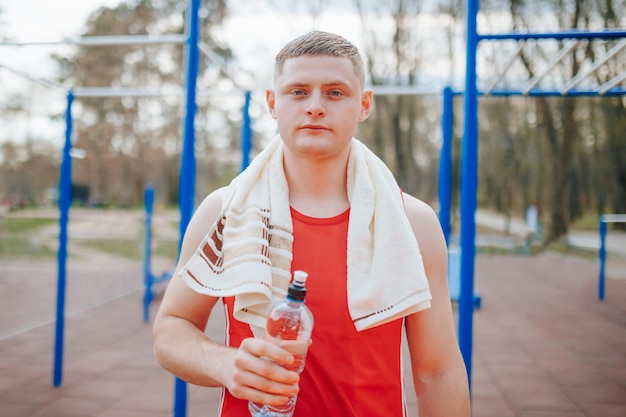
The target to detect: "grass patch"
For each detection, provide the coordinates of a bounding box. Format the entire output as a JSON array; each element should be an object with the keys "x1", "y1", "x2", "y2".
[
  {"x1": 0, "y1": 217, "x2": 57, "y2": 259},
  {"x1": 153, "y1": 240, "x2": 179, "y2": 260},
  {"x1": 0, "y1": 235, "x2": 57, "y2": 259},
  {"x1": 79, "y1": 238, "x2": 143, "y2": 260},
  {"x1": 570, "y1": 212, "x2": 602, "y2": 231},
  {"x1": 77, "y1": 238, "x2": 178, "y2": 261},
  {"x1": 545, "y1": 240, "x2": 598, "y2": 261},
  {"x1": 1, "y1": 217, "x2": 56, "y2": 233}
]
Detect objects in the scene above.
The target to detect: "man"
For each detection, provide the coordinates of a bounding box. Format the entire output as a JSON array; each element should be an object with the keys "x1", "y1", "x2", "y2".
[{"x1": 153, "y1": 30, "x2": 470, "y2": 416}]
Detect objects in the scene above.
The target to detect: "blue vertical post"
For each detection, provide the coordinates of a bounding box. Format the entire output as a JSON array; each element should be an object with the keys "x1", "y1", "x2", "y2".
[
  {"x1": 143, "y1": 186, "x2": 155, "y2": 323},
  {"x1": 241, "y1": 90, "x2": 252, "y2": 172},
  {"x1": 438, "y1": 86, "x2": 454, "y2": 245},
  {"x1": 598, "y1": 216, "x2": 607, "y2": 300},
  {"x1": 53, "y1": 90, "x2": 74, "y2": 388},
  {"x1": 174, "y1": 0, "x2": 201, "y2": 416},
  {"x1": 178, "y1": 0, "x2": 200, "y2": 242},
  {"x1": 459, "y1": 0, "x2": 480, "y2": 391}
]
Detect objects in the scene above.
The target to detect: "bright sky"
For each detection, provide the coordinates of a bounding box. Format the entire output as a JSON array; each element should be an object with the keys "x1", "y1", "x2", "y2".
[
  {"x1": 2, "y1": 0, "x2": 121, "y2": 40},
  {"x1": 0, "y1": 0, "x2": 365, "y2": 86},
  {"x1": 0, "y1": 0, "x2": 459, "y2": 146},
  {"x1": 0, "y1": 0, "x2": 371, "y2": 145},
  {"x1": 0, "y1": 0, "x2": 125, "y2": 146},
  {"x1": 1, "y1": 0, "x2": 121, "y2": 80}
]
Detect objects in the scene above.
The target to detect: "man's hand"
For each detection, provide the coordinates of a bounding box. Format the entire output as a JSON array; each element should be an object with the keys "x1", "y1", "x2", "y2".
[{"x1": 225, "y1": 337, "x2": 301, "y2": 406}]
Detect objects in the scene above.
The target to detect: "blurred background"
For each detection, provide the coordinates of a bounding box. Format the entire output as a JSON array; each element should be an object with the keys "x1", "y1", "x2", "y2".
[{"x1": 1, "y1": 0, "x2": 625, "y2": 255}]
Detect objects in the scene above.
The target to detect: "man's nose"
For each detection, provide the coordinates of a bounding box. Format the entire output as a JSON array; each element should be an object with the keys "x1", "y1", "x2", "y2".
[{"x1": 306, "y1": 92, "x2": 325, "y2": 117}]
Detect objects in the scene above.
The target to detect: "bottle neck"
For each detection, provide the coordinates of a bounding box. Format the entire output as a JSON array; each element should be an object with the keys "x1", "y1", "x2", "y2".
[{"x1": 285, "y1": 297, "x2": 305, "y2": 306}]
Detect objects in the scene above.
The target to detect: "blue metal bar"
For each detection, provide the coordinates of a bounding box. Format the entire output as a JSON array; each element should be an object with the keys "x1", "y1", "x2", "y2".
[
  {"x1": 479, "y1": 29, "x2": 626, "y2": 41},
  {"x1": 53, "y1": 90, "x2": 74, "y2": 388},
  {"x1": 143, "y1": 187, "x2": 155, "y2": 323},
  {"x1": 177, "y1": 0, "x2": 200, "y2": 245},
  {"x1": 459, "y1": 0, "x2": 480, "y2": 391},
  {"x1": 241, "y1": 90, "x2": 252, "y2": 171},
  {"x1": 142, "y1": 186, "x2": 174, "y2": 322},
  {"x1": 174, "y1": 378, "x2": 188, "y2": 417},
  {"x1": 174, "y1": 0, "x2": 201, "y2": 415},
  {"x1": 449, "y1": 88, "x2": 626, "y2": 97},
  {"x1": 486, "y1": 88, "x2": 626, "y2": 97},
  {"x1": 598, "y1": 217, "x2": 607, "y2": 301},
  {"x1": 438, "y1": 86, "x2": 454, "y2": 245}
]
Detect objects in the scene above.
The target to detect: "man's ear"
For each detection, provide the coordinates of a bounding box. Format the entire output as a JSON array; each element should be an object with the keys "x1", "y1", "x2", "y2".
[
  {"x1": 359, "y1": 89, "x2": 373, "y2": 122},
  {"x1": 266, "y1": 89, "x2": 277, "y2": 119}
]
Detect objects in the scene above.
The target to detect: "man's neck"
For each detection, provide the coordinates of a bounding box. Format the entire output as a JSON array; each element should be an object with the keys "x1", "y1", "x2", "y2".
[{"x1": 283, "y1": 150, "x2": 350, "y2": 218}]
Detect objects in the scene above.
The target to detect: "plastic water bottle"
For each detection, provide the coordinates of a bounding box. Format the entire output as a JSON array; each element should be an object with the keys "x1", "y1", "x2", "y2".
[{"x1": 248, "y1": 270, "x2": 314, "y2": 417}]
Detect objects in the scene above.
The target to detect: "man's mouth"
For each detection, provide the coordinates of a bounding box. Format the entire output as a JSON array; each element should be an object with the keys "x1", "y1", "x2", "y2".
[{"x1": 300, "y1": 124, "x2": 329, "y2": 131}]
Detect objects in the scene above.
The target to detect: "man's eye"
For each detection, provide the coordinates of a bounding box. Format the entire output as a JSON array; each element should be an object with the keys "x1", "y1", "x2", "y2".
[
  {"x1": 329, "y1": 90, "x2": 343, "y2": 97},
  {"x1": 292, "y1": 90, "x2": 306, "y2": 96}
]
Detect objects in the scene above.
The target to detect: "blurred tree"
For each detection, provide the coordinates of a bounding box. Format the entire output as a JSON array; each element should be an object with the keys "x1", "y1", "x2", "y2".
[
  {"x1": 51, "y1": 0, "x2": 234, "y2": 207},
  {"x1": 488, "y1": 0, "x2": 626, "y2": 241},
  {"x1": 355, "y1": 0, "x2": 442, "y2": 201}
]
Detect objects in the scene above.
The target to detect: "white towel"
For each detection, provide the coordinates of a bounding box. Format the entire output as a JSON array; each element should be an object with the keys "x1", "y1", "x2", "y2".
[{"x1": 179, "y1": 135, "x2": 431, "y2": 332}]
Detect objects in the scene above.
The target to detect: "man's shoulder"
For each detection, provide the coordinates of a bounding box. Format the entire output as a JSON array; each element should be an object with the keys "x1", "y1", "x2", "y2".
[
  {"x1": 186, "y1": 187, "x2": 228, "y2": 237},
  {"x1": 197, "y1": 186, "x2": 228, "y2": 213},
  {"x1": 401, "y1": 192, "x2": 437, "y2": 221},
  {"x1": 401, "y1": 192, "x2": 445, "y2": 241}
]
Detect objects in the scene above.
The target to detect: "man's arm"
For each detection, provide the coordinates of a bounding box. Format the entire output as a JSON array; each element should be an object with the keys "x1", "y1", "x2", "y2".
[
  {"x1": 152, "y1": 187, "x2": 299, "y2": 406},
  {"x1": 403, "y1": 193, "x2": 471, "y2": 416}
]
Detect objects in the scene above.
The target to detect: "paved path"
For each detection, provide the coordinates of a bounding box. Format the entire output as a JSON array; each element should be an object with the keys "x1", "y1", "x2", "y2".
[
  {"x1": 475, "y1": 209, "x2": 626, "y2": 258},
  {"x1": 1, "y1": 250, "x2": 625, "y2": 416}
]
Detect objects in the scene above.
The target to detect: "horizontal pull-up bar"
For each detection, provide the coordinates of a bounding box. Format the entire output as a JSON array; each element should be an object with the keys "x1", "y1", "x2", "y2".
[
  {"x1": 73, "y1": 87, "x2": 185, "y2": 97},
  {"x1": 73, "y1": 87, "x2": 237, "y2": 98},
  {"x1": 479, "y1": 29, "x2": 626, "y2": 41},
  {"x1": 368, "y1": 85, "x2": 442, "y2": 96},
  {"x1": 0, "y1": 64, "x2": 215, "y2": 98},
  {"x1": 487, "y1": 87, "x2": 626, "y2": 97},
  {"x1": 0, "y1": 34, "x2": 188, "y2": 47},
  {"x1": 601, "y1": 214, "x2": 626, "y2": 223}
]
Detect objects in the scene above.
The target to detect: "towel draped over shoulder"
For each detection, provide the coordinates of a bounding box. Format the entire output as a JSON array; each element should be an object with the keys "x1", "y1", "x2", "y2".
[{"x1": 179, "y1": 135, "x2": 431, "y2": 333}]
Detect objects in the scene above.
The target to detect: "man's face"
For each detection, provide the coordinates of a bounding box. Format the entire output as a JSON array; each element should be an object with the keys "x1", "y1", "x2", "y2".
[{"x1": 266, "y1": 55, "x2": 372, "y2": 160}]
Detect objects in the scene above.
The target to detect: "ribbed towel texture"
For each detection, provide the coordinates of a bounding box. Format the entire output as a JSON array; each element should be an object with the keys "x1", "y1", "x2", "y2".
[{"x1": 179, "y1": 136, "x2": 431, "y2": 332}]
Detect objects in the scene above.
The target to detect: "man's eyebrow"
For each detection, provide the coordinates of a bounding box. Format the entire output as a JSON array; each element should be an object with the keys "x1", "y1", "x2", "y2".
[
  {"x1": 281, "y1": 82, "x2": 309, "y2": 88},
  {"x1": 324, "y1": 80, "x2": 352, "y2": 88},
  {"x1": 281, "y1": 80, "x2": 353, "y2": 88}
]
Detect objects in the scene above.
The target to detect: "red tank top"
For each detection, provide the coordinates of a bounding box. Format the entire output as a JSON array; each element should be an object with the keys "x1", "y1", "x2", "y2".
[{"x1": 220, "y1": 208, "x2": 406, "y2": 417}]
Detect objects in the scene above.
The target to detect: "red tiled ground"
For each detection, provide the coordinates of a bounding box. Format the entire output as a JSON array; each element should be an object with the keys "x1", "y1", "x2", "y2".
[{"x1": 1, "y1": 251, "x2": 625, "y2": 416}]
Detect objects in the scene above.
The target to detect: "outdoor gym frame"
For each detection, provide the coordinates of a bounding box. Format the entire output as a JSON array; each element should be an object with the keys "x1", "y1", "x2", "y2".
[
  {"x1": 451, "y1": 0, "x2": 626, "y2": 393},
  {"x1": 1, "y1": 0, "x2": 625, "y2": 415},
  {"x1": 0, "y1": 0, "x2": 254, "y2": 403}
]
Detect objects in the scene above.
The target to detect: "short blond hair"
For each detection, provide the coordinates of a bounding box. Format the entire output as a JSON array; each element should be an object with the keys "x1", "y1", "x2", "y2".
[{"x1": 274, "y1": 31, "x2": 365, "y2": 86}]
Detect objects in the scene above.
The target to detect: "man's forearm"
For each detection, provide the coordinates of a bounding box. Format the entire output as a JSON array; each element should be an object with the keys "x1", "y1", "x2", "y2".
[
  {"x1": 153, "y1": 316, "x2": 234, "y2": 387},
  {"x1": 415, "y1": 367, "x2": 471, "y2": 417}
]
